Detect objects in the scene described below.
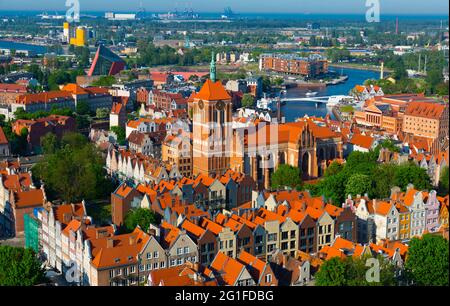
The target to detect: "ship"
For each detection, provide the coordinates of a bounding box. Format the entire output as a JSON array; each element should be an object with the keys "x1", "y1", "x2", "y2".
[{"x1": 305, "y1": 91, "x2": 318, "y2": 97}]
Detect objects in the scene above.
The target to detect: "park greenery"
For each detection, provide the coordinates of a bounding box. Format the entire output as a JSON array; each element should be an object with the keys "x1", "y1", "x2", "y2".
[
  {"x1": 305, "y1": 148, "x2": 431, "y2": 205},
  {"x1": 271, "y1": 164, "x2": 303, "y2": 190},
  {"x1": 91, "y1": 76, "x2": 117, "y2": 87},
  {"x1": 364, "y1": 50, "x2": 448, "y2": 96},
  {"x1": 32, "y1": 132, "x2": 115, "y2": 203},
  {"x1": 123, "y1": 208, "x2": 161, "y2": 233},
  {"x1": 0, "y1": 246, "x2": 46, "y2": 286},
  {"x1": 315, "y1": 256, "x2": 397, "y2": 286},
  {"x1": 405, "y1": 234, "x2": 449, "y2": 286},
  {"x1": 241, "y1": 93, "x2": 255, "y2": 108}
]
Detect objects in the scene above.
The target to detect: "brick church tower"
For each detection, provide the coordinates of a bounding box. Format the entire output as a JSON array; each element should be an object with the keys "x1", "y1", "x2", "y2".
[{"x1": 191, "y1": 53, "x2": 232, "y2": 177}]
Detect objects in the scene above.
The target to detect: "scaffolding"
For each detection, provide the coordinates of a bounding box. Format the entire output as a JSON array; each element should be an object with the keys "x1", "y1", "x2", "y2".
[{"x1": 24, "y1": 212, "x2": 40, "y2": 253}]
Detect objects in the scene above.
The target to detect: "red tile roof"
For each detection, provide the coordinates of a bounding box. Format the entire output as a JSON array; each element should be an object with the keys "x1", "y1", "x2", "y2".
[
  {"x1": 0, "y1": 127, "x2": 9, "y2": 145},
  {"x1": 350, "y1": 133, "x2": 374, "y2": 149},
  {"x1": 405, "y1": 102, "x2": 447, "y2": 119},
  {"x1": 192, "y1": 79, "x2": 231, "y2": 101}
]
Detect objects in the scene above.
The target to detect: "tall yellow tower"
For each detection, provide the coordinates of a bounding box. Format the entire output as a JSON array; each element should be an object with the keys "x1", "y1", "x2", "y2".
[{"x1": 63, "y1": 22, "x2": 70, "y2": 43}]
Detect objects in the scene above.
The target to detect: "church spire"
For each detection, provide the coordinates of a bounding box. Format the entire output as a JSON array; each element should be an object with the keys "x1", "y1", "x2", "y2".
[{"x1": 210, "y1": 51, "x2": 216, "y2": 83}]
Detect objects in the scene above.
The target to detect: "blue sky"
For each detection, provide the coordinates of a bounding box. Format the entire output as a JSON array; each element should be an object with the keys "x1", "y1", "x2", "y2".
[{"x1": 0, "y1": 0, "x2": 448, "y2": 15}]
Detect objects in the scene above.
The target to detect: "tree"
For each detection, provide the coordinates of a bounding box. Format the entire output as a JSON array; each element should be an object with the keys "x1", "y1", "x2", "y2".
[
  {"x1": 0, "y1": 246, "x2": 45, "y2": 286},
  {"x1": 345, "y1": 173, "x2": 372, "y2": 197},
  {"x1": 372, "y1": 163, "x2": 397, "y2": 199},
  {"x1": 124, "y1": 208, "x2": 160, "y2": 233},
  {"x1": 316, "y1": 256, "x2": 396, "y2": 286},
  {"x1": 32, "y1": 133, "x2": 113, "y2": 202},
  {"x1": 61, "y1": 132, "x2": 88, "y2": 148},
  {"x1": 76, "y1": 100, "x2": 90, "y2": 115},
  {"x1": 316, "y1": 172, "x2": 347, "y2": 205},
  {"x1": 111, "y1": 126, "x2": 126, "y2": 145},
  {"x1": 96, "y1": 108, "x2": 110, "y2": 119},
  {"x1": 92, "y1": 76, "x2": 116, "y2": 87},
  {"x1": 271, "y1": 164, "x2": 302, "y2": 190},
  {"x1": 393, "y1": 163, "x2": 432, "y2": 191},
  {"x1": 241, "y1": 93, "x2": 255, "y2": 108},
  {"x1": 315, "y1": 257, "x2": 347, "y2": 286},
  {"x1": 438, "y1": 166, "x2": 449, "y2": 195},
  {"x1": 41, "y1": 133, "x2": 59, "y2": 155},
  {"x1": 405, "y1": 234, "x2": 449, "y2": 286},
  {"x1": 325, "y1": 161, "x2": 343, "y2": 177}
]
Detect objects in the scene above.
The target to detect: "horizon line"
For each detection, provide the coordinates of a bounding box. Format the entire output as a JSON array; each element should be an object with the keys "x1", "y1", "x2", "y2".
[{"x1": 0, "y1": 9, "x2": 448, "y2": 17}]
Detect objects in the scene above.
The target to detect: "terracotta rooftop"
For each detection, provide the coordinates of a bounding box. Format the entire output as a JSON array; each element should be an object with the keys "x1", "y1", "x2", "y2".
[
  {"x1": 405, "y1": 101, "x2": 447, "y2": 119},
  {"x1": 192, "y1": 79, "x2": 231, "y2": 101}
]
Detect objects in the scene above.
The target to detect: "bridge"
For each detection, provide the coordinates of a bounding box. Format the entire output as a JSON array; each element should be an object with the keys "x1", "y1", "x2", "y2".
[
  {"x1": 281, "y1": 96, "x2": 331, "y2": 103},
  {"x1": 280, "y1": 95, "x2": 354, "y2": 104}
]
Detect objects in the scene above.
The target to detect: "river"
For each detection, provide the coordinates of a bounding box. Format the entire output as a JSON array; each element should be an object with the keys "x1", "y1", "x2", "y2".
[
  {"x1": 282, "y1": 67, "x2": 381, "y2": 122},
  {"x1": 0, "y1": 40, "x2": 47, "y2": 55}
]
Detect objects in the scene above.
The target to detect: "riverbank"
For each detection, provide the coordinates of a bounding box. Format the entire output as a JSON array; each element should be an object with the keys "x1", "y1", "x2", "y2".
[{"x1": 330, "y1": 63, "x2": 392, "y2": 73}]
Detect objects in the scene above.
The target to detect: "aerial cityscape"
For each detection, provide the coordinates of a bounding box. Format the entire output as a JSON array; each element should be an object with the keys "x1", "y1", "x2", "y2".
[{"x1": 0, "y1": 0, "x2": 448, "y2": 293}]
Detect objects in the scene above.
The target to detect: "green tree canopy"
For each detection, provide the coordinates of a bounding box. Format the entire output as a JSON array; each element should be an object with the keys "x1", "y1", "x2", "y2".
[
  {"x1": 41, "y1": 133, "x2": 60, "y2": 155},
  {"x1": 393, "y1": 163, "x2": 432, "y2": 191},
  {"x1": 92, "y1": 76, "x2": 116, "y2": 87},
  {"x1": 271, "y1": 164, "x2": 302, "y2": 190},
  {"x1": 316, "y1": 256, "x2": 396, "y2": 286},
  {"x1": 96, "y1": 107, "x2": 110, "y2": 119},
  {"x1": 310, "y1": 151, "x2": 431, "y2": 205},
  {"x1": 315, "y1": 257, "x2": 347, "y2": 286},
  {"x1": 0, "y1": 246, "x2": 45, "y2": 286},
  {"x1": 405, "y1": 234, "x2": 449, "y2": 286},
  {"x1": 345, "y1": 173, "x2": 372, "y2": 197},
  {"x1": 124, "y1": 208, "x2": 160, "y2": 233},
  {"x1": 438, "y1": 166, "x2": 449, "y2": 195},
  {"x1": 241, "y1": 93, "x2": 255, "y2": 108},
  {"x1": 76, "y1": 100, "x2": 90, "y2": 116},
  {"x1": 111, "y1": 126, "x2": 126, "y2": 145},
  {"x1": 32, "y1": 132, "x2": 114, "y2": 202},
  {"x1": 324, "y1": 161, "x2": 344, "y2": 177}
]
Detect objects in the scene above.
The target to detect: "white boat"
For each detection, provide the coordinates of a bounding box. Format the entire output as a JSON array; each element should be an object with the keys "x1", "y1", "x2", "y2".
[{"x1": 305, "y1": 91, "x2": 318, "y2": 97}]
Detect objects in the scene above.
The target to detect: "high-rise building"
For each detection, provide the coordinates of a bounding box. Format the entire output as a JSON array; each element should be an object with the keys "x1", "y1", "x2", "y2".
[
  {"x1": 69, "y1": 26, "x2": 87, "y2": 47},
  {"x1": 63, "y1": 22, "x2": 70, "y2": 43}
]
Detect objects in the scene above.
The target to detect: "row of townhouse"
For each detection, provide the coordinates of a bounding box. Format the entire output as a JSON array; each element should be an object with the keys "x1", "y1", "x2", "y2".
[
  {"x1": 125, "y1": 117, "x2": 177, "y2": 138},
  {"x1": 106, "y1": 146, "x2": 182, "y2": 184},
  {"x1": 37, "y1": 201, "x2": 201, "y2": 286},
  {"x1": 135, "y1": 190, "x2": 357, "y2": 268},
  {"x1": 346, "y1": 186, "x2": 448, "y2": 243},
  {"x1": 149, "y1": 231, "x2": 410, "y2": 287},
  {"x1": 318, "y1": 236, "x2": 409, "y2": 273},
  {"x1": 110, "y1": 169, "x2": 256, "y2": 226},
  {"x1": 147, "y1": 249, "x2": 278, "y2": 286},
  {"x1": 412, "y1": 150, "x2": 448, "y2": 187},
  {"x1": 249, "y1": 190, "x2": 357, "y2": 257}
]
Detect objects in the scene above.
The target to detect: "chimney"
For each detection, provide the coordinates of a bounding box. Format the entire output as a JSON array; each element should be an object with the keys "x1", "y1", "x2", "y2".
[
  {"x1": 106, "y1": 238, "x2": 114, "y2": 248},
  {"x1": 63, "y1": 213, "x2": 71, "y2": 224},
  {"x1": 129, "y1": 235, "x2": 136, "y2": 245},
  {"x1": 194, "y1": 262, "x2": 200, "y2": 272}
]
